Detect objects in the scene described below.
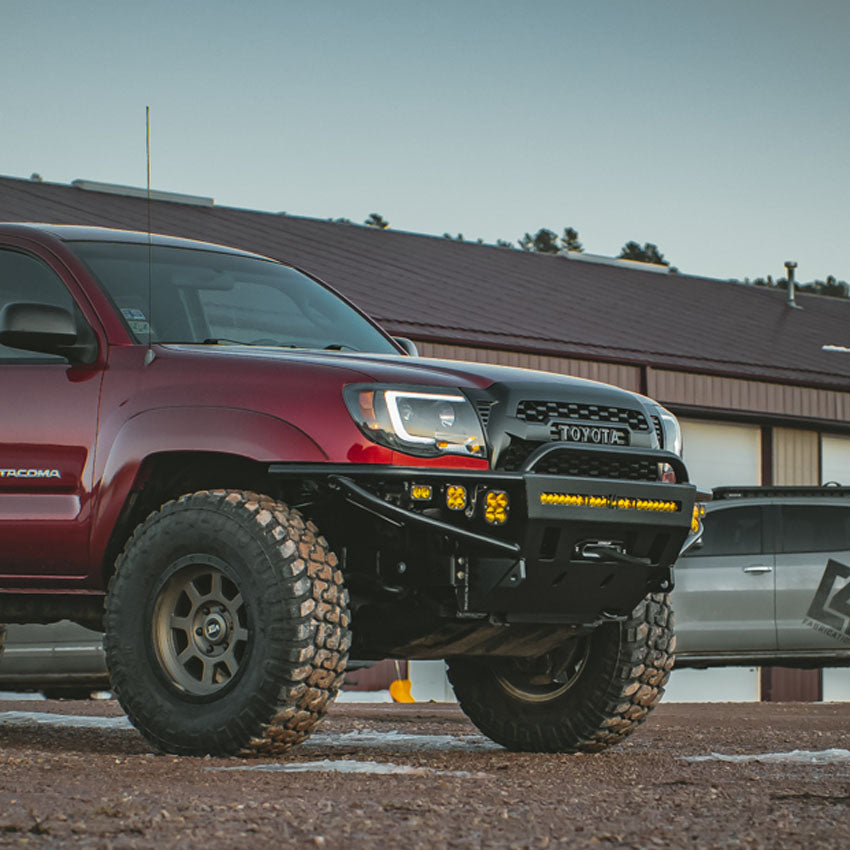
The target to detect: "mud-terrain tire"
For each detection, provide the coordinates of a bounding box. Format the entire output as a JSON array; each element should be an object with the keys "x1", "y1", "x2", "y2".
[
  {"x1": 446, "y1": 592, "x2": 674, "y2": 753},
  {"x1": 104, "y1": 489, "x2": 350, "y2": 756}
]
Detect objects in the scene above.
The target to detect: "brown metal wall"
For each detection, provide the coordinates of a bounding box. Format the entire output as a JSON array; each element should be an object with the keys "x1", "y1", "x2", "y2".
[
  {"x1": 414, "y1": 342, "x2": 642, "y2": 392},
  {"x1": 412, "y1": 348, "x2": 850, "y2": 426},
  {"x1": 772, "y1": 428, "x2": 821, "y2": 485},
  {"x1": 760, "y1": 668, "x2": 822, "y2": 702},
  {"x1": 647, "y1": 368, "x2": 850, "y2": 425},
  {"x1": 763, "y1": 428, "x2": 823, "y2": 700}
]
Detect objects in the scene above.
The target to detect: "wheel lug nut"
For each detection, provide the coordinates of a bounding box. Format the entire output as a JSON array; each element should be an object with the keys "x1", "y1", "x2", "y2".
[{"x1": 196, "y1": 627, "x2": 203, "y2": 636}]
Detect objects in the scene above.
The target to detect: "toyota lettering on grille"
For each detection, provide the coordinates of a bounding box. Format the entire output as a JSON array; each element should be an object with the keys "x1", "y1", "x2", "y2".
[{"x1": 553, "y1": 423, "x2": 630, "y2": 446}]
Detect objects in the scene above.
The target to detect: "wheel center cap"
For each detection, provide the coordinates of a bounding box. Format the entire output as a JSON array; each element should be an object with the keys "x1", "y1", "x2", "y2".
[{"x1": 203, "y1": 613, "x2": 227, "y2": 644}]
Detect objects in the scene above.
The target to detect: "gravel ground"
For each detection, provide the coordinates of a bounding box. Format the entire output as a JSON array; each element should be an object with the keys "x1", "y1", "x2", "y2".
[{"x1": 0, "y1": 699, "x2": 848, "y2": 849}]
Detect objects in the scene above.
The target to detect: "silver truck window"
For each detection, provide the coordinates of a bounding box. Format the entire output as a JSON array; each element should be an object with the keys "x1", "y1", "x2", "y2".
[
  {"x1": 686, "y1": 506, "x2": 762, "y2": 558},
  {"x1": 780, "y1": 505, "x2": 850, "y2": 553}
]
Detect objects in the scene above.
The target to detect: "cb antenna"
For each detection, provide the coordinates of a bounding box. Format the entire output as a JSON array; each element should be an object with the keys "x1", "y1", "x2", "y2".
[{"x1": 144, "y1": 106, "x2": 155, "y2": 365}]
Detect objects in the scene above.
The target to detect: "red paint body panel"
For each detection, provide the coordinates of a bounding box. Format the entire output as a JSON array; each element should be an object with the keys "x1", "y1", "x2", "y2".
[
  {"x1": 0, "y1": 232, "x2": 108, "y2": 584},
  {"x1": 0, "y1": 224, "x2": 496, "y2": 592}
]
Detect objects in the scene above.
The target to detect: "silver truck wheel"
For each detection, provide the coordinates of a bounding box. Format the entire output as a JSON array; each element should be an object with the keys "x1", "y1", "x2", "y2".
[
  {"x1": 104, "y1": 489, "x2": 350, "y2": 756},
  {"x1": 446, "y1": 593, "x2": 675, "y2": 753}
]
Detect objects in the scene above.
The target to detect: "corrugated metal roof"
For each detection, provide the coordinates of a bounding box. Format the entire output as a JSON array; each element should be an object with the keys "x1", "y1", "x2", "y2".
[{"x1": 2, "y1": 174, "x2": 848, "y2": 391}]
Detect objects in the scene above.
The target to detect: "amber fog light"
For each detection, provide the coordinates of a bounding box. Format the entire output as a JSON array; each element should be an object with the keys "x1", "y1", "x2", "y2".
[
  {"x1": 446, "y1": 485, "x2": 468, "y2": 510},
  {"x1": 484, "y1": 490, "x2": 509, "y2": 525},
  {"x1": 410, "y1": 484, "x2": 433, "y2": 501}
]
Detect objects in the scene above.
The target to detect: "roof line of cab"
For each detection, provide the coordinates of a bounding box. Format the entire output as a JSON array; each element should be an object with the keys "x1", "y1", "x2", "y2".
[{"x1": 0, "y1": 222, "x2": 267, "y2": 259}]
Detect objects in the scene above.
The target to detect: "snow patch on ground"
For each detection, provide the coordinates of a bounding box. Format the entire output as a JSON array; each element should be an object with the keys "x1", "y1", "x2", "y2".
[
  {"x1": 306, "y1": 729, "x2": 500, "y2": 751},
  {"x1": 684, "y1": 748, "x2": 850, "y2": 765},
  {"x1": 210, "y1": 759, "x2": 474, "y2": 776},
  {"x1": 0, "y1": 711, "x2": 498, "y2": 750},
  {"x1": 0, "y1": 710, "x2": 132, "y2": 730},
  {"x1": 336, "y1": 690, "x2": 394, "y2": 703},
  {"x1": 0, "y1": 692, "x2": 47, "y2": 701}
]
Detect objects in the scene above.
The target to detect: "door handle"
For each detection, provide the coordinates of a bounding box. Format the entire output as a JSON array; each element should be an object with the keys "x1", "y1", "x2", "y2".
[{"x1": 743, "y1": 565, "x2": 773, "y2": 574}]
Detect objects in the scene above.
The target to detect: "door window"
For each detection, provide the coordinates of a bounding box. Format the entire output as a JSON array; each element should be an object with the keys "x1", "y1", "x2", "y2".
[
  {"x1": 779, "y1": 505, "x2": 850, "y2": 553},
  {"x1": 0, "y1": 249, "x2": 76, "y2": 362},
  {"x1": 685, "y1": 505, "x2": 763, "y2": 557}
]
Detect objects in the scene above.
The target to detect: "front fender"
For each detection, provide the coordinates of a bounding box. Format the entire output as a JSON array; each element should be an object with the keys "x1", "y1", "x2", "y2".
[{"x1": 90, "y1": 406, "x2": 327, "y2": 574}]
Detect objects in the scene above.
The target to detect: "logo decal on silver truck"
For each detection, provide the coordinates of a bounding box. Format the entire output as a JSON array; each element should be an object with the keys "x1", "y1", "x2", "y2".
[
  {"x1": 804, "y1": 559, "x2": 850, "y2": 644},
  {"x1": 0, "y1": 469, "x2": 62, "y2": 479}
]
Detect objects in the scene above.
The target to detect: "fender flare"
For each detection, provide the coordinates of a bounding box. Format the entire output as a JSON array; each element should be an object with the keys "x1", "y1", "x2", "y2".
[{"x1": 90, "y1": 406, "x2": 327, "y2": 572}]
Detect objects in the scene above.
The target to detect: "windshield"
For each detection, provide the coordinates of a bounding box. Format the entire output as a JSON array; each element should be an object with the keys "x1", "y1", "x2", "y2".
[{"x1": 69, "y1": 241, "x2": 399, "y2": 354}]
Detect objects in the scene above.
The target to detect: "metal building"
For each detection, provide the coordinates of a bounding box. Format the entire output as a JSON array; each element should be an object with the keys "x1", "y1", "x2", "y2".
[{"x1": 2, "y1": 174, "x2": 848, "y2": 700}]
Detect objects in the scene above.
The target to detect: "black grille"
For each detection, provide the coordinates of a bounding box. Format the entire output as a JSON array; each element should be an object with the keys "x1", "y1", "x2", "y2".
[
  {"x1": 517, "y1": 400, "x2": 650, "y2": 431},
  {"x1": 651, "y1": 415, "x2": 663, "y2": 448},
  {"x1": 497, "y1": 439, "x2": 660, "y2": 481},
  {"x1": 475, "y1": 400, "x2": 494, "y2": 429}
]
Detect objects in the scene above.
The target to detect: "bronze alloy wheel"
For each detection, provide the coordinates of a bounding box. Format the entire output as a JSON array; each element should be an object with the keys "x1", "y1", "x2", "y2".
[
  {"x1": 446, "y1": 593, "x2": 675, "y2": 753},
  {"x1": 151, "y1": 556, "x2": 249, "y2": 697},
  {"x1": 493, "y1": 639, "x2": 591, "y2": 704},
  {"x1": 104, "y1": 489, "x2": 350, "y2": 756}
]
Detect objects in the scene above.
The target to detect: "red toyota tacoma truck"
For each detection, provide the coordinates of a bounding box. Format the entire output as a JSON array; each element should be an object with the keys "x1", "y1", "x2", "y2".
[{"x1": 0, "y1": 223, "x2": 697, "y2": 756}]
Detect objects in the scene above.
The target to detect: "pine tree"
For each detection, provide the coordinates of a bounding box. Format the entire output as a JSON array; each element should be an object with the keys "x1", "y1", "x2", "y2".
[{"x1": 618, "y1": 241, "x2": 670, "y2": 267}]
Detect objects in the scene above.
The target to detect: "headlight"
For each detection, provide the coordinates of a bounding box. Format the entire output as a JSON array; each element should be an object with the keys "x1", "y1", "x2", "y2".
[
  {"x1": 344, "y1": 385, "x2": 487, "y2": 458},
  {"x1": 656, "y1": 406, "x2": 682, "y2": 457}
]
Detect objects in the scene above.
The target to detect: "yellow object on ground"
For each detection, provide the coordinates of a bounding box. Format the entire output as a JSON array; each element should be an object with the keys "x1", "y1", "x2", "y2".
[{"x1": 389, "y1": 660, "x2": 415, "y2": 703}]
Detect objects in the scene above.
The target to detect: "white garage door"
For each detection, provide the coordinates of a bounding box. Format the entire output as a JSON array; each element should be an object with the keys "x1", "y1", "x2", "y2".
[
  {"x1": 669, "y1": 421, "x2": 763, "y2": 702},
  {"x1": 822, "y1": 434, "x2": 850, "y2": 485},
  {"x1": 680, "y1": 420, "x2": 761, "y2": 493}
]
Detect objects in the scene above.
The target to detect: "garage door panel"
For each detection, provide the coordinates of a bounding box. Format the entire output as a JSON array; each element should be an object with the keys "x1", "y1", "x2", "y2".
[
  {"x1": 822, "y1": 435, "x2": 850, "y2": 485},
  {"x1": 681, "y1": 420, "x2": 761, "y2": 493}
]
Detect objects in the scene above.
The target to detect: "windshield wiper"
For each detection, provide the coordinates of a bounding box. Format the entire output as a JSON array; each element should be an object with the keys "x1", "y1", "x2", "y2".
[
  {"x1": 201, "y1": 338, "x2": 247, "y2": 345},
  {"x1": 199, "y1": 339, "x2": 358, "y2": 351},
  {"x1": 201, "y1": 338, "x2": 296, "y2": 347}
]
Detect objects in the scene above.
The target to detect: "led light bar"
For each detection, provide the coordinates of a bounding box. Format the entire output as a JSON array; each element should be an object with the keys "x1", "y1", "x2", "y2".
[{"x1": 539, "y1": 493, "x2": 680, "y2": 513}]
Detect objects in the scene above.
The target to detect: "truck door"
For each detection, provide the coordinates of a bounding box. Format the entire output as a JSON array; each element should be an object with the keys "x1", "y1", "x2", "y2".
[
  {"x1": 775, "y1": 503, "x2": 850, "y2": 650},
  {"x1": 0, "y1": 246, "x2": 103, "y2": 582},
  {"x1": 673, "y1": 504, "x2": 777, "y2": 653}
]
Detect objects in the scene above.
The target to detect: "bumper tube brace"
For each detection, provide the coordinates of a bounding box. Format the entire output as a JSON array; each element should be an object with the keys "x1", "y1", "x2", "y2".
[{"x1": 327, "y1": 474, "x2": 522, "y2": 556}]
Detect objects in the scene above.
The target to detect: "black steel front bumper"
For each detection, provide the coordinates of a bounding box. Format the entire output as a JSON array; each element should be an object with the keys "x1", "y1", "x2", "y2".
[{"x1": 269, "y1": 447, "x2": 697, "y2": 623}]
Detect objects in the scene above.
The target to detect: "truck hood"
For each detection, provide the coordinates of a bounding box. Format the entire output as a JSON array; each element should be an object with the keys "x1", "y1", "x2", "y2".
[
  {"x1": 162, "y1": 344, "x2": 646, "y2": 406},
  {"x1": 141, "y1": 345, "x2": 663, "y2": 465}
]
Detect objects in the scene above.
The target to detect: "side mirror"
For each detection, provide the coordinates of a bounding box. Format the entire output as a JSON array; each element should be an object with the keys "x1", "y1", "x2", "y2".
[
  {"x1": 0, "y1": 302, "x2": 97, "y2": 363},
  {"x1": 393, "y1": 336, "x2": 419, "y2": 356},
  {"x1": 680, "y1": 531, "x2": 704, "y2": 556}
]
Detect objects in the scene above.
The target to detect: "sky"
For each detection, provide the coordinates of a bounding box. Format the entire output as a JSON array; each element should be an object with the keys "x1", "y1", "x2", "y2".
[{"x1": 2, "y1": 0, "x2": 849, "y2": 283}]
